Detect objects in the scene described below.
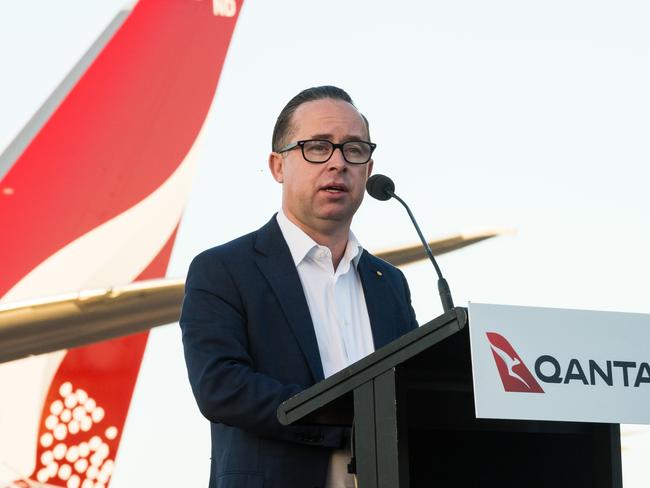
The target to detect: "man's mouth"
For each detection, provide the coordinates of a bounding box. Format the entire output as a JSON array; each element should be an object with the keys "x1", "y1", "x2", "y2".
[{"x1": 321, "y1": 184, "x2": 347, "y2": 193}]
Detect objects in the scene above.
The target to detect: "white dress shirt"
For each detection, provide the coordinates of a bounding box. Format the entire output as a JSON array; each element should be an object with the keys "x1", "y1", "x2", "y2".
[
  {"x1": 276, "y1": 210, "x2": 375, "y2": 378},
  {"x1": 276, "y1": 210, "x2": 373, "y2": 488}
]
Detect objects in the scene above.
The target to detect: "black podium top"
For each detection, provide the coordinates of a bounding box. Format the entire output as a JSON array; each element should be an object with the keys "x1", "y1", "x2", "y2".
[{"x1": 277, "y1": 307, "x2": 467, "y2": 427}]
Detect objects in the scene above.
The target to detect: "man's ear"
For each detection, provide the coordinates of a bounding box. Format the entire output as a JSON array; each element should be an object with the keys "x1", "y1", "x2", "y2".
[
  {"x1": 367, "y1": 159, "x2": 374, "y2": 179},
  {"x1": 268, "y1": 152, "x2": 284, "y2": 183}
]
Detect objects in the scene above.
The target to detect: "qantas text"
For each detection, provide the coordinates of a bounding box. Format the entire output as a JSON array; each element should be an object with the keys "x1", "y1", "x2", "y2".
[{"x1": 534, "y1": 356, "x2": 650, "y2": 387}]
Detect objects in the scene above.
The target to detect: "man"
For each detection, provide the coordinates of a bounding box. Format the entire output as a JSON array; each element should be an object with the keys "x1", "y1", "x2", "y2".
[{"x1": 180, "y1": 86, "x2": 418, "y2": 488}]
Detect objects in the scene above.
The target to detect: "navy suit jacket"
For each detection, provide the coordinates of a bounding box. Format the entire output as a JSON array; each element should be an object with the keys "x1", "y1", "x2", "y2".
[{"x1": 180, "y1": 216, "x2": 418, "y2": 488}]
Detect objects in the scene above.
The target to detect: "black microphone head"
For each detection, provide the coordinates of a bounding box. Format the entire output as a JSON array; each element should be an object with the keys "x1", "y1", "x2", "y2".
[{"x1": 366, "y1": 174, "x2": 395, "y2": 201}]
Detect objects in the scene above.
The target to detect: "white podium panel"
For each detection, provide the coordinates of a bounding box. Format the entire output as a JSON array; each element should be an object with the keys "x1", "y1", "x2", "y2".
[{"x1": 469, "y1": 303, "x2": 650, "y2": 424}]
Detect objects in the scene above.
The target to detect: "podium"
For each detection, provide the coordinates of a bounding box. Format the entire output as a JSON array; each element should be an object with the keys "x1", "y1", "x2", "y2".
[{"x1": 277, "y1": 308, "x2": 622, "y2": 487}]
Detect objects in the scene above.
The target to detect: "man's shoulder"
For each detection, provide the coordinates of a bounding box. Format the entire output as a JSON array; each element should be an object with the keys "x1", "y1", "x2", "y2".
[
  {"x1": 194, "y1": 230, "x2": 257, "y2": 263},
  {"x1": 190, "y1": 215, "x2": 280, "y2": 267}
]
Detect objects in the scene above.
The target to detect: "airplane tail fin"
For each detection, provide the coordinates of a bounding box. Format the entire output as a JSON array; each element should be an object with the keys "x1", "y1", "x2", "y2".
[{"x1": 0, "y1": 0, "x2": 243, "y2": 485}]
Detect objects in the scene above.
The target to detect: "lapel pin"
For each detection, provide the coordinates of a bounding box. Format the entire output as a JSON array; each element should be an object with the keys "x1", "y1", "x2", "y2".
[{"x1": 376, "y1": 270, "x2": 383, "y2": 277}]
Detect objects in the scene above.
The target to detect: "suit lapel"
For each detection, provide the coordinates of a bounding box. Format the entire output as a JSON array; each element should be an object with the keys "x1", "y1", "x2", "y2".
[
  {"x1": 253, "y1": 217, "x2": 325, "y2": 383},
  {"x1": 358, "y1": 252, "x2": 397, "y2": 350}
]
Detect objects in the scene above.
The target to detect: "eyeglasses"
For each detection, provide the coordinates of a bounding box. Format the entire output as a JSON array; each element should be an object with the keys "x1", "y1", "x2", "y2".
[{"x1": 277, "y1": 139, "x2": 376, "y2": 165}]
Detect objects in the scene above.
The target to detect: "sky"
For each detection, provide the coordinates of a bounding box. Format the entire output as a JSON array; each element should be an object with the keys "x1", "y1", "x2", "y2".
[{"x1": 1, "y1": 0, "x2": 649, "y2": 486}]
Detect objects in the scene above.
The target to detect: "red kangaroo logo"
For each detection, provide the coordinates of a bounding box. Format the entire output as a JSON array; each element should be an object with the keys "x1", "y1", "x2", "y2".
[{"x1": 486, "y1": 332, "x2": 544, "y2": 393}]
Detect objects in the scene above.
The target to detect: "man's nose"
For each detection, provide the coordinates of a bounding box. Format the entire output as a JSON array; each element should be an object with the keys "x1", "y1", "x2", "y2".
[{"x1": 326, "y1": 147, "x2": 347, "y2": 170}]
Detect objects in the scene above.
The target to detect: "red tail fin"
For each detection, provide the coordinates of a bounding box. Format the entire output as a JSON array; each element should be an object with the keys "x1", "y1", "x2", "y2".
[{"x1": 0, "y1": 0, "x2": 243, "y2": 485}]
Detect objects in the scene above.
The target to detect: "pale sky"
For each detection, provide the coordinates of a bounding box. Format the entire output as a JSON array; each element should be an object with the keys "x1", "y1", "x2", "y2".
[{"x1": 1, "y1": 1, "x2": 649, "y2": 486}]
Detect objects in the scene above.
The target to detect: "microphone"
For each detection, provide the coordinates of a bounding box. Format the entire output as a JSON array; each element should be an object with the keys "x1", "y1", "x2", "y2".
[
  {"x1": 365, "y1": 174, "x2": 394, "y2": 201},
  {"x1": 366, "y1": 174, "x2": 455, "y2": 313}
]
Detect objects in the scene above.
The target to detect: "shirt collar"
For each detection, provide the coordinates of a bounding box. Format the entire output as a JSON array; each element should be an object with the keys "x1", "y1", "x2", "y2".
[{"x1": 276, "y1": 210, "x2": 364, "y2": 269}]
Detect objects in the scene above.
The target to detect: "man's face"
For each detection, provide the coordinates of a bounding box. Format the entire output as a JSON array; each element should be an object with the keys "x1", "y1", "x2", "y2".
[{"x1": 269, "y1": 98, "x2": 373, "y2": 236}]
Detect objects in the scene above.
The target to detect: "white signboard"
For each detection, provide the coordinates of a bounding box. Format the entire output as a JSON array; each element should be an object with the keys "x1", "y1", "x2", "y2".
[{"x1": 469, "y1": 303, "x2": 650, "y2": 424}]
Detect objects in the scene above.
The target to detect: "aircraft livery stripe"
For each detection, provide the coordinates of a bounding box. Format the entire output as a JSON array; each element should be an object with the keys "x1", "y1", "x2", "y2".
[
  {"x1": 0, "y1": 0, "x2": 242, "y2": 297},
  {"x1": 0, "y1": 9, "x2": 131, "y2": 182}
]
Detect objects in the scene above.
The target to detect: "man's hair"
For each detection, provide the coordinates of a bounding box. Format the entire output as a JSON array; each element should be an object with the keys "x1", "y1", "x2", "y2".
[{"x1": 271, "y1": 85, "x2": 370, "y2": 152}]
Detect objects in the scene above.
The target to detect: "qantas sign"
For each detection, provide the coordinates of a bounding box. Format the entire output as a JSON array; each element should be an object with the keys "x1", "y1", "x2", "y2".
[
  {"x1": 469, "y1": 303, "x2": 650, "y2": 424},
  {"x1": 486, "y1": 331, "x2": 650, "y2": 392}
]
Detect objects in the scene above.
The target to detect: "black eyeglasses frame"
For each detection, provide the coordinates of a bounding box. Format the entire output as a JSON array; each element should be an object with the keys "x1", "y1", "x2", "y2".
[{"x1": 277, "y1": 139, "x2": 376, "y2": 165}]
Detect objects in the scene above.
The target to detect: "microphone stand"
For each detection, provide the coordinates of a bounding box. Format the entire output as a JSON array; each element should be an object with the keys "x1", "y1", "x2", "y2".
[{"x1": 387, "y1": 190, "x2": 455, "y2": 313}]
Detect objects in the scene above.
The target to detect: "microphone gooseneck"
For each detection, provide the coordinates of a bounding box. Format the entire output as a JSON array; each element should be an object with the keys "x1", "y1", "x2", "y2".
[{"x1": 365, "y1": 174, "x2": 455, "y2": 313}]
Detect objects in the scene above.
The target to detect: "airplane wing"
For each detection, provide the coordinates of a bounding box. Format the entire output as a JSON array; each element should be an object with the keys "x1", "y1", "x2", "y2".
[
  {"x1": 0, "y1": 279, "x2": 183, "y2": 365},
  {"x1": 375, "y1": 228, "x2": 512, "y2": 267},
  {"x1": 0, "y1": 228, "x2": 510, "y2": 364},
  {"x1": 0, "y1": 1, "x2": 242, "y2": 486}
]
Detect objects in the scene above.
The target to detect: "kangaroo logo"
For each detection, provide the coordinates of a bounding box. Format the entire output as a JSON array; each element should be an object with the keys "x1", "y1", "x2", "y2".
[{"x1": 486, "y1": 332, "x2": 544, "y2": 393}]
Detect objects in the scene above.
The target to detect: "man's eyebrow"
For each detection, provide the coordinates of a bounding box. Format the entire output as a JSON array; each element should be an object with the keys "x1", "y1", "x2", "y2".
[
  {"x1": 310, "y1": 133, "x2": 367, "y2": 142},
  {"x1": 310, "y1": 133, "x2": 334, "y2": 140}
]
